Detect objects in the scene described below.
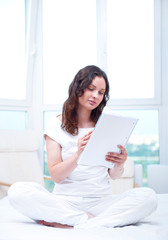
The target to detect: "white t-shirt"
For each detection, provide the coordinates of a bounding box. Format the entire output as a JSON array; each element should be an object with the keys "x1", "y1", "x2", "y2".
[{"x1": 44, "y1": 117, "x2": 113, "y2": 197}]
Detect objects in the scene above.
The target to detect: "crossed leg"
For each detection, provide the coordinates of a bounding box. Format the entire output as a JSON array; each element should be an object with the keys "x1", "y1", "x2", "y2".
[{"x1": 8, "y1": 182, "x2": 89, "y2": 227}]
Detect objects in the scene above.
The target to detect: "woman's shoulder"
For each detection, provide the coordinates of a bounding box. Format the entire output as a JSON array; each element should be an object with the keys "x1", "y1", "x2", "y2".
[
  {"x1": 46, "y1": 115, "x2": 62, "y2": 129},
  {"x1": 44, "y1": 115, "x2": 63, "y2": 144}
]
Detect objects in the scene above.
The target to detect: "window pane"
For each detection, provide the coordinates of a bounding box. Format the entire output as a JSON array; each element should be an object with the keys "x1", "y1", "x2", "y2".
[
  {"x1": 43, "y1": 111, "x2": 61, "y2": 191},
  {"x1": 0, "y1": 111, "x2": 27, "y2": 129},
  {"x1": 107, "y1": 0, "x2": 154, "y2": 99},
  {"x1": 0, "y1": 0, "x2": 26, "y2": 100},
  {"x1": 43, "y1": 0, "x2": 97, "y2": 105},
  {"x1": 112, "y1": 109, "x2": 159, "y2": 185}
]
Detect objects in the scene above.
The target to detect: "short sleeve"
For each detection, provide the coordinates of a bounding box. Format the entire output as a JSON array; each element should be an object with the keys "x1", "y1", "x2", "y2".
[{"x1": 44, "y1": 117, "x2": 62, "y2": 145}]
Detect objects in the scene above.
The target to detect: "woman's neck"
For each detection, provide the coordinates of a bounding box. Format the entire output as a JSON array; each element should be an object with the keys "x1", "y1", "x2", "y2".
[{"x1": 77, "y1": 108, "x2": 94, "y2": 128}]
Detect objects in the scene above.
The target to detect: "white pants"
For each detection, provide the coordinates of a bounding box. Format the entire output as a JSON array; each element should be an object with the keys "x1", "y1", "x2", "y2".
[{"x1": 8, "y1": 182, "x2": 157, "y2": 229}]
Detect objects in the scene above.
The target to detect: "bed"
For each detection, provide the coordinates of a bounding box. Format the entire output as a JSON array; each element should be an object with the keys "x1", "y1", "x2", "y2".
[{"x1": 0, "y1": 194, "x2": 168, "y2": 240}]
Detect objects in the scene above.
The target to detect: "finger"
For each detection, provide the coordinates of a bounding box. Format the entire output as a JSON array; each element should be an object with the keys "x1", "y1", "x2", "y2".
[
  {"x1": 87, "y1": 130, "x2": 93, "y2": 135},
  {"x1": 108, "y1": 146, "x2": 128, "y2": 159},
  {"x1": 106, "y1": 157, "x2": 126, "y2": 164},
  {"x1": 106, "y1": 155, "x2": 122, "y2": 161},
  {"x1": 83, "y1": 136, "x2": 90, "y2": 142},
  {"x1": 80, "y1": 146, "x2": 86, "y2": 151},
  {"x1": 81, "y1": 136, "x2": 91, "y2": 147},
  {"x1": 84, "y1": 131, "x2": 93, "y2": 138},
  {"x1": 106, "y1": 153, "x2": 127, "y2": 162},
  {"x1": 82, "y1": 131, "x2": 93, "y2": 143},
  {"x1": 117, "y1": 145, "x2": 127, "y2": 154},
  {"x1": 107, "y1": 152, "x2": 124, "y2": 160},
  {"x1": 81, "y1": 140, "x2": 88, "y2": 147}
]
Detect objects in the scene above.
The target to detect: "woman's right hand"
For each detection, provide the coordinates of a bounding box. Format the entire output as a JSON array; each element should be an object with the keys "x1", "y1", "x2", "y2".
[{"x1": 77, "y1": 131, "x2": 93, "y2": 156}]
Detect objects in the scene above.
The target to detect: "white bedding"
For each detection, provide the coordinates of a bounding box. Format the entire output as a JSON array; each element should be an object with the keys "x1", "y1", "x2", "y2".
[{"x1": 0, "y1": 194, "x2": 168, "y2": 240}]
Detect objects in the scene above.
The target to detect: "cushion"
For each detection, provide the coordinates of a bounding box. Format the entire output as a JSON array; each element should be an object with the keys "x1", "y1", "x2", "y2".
[{"x1": 0, "y1": 130, "x2": 39, "y2": 152}]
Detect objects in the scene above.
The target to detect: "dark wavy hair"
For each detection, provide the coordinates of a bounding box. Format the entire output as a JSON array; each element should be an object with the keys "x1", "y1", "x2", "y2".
[{"x1": 62, "y1": 65, "x2": 110, "y2": 135}]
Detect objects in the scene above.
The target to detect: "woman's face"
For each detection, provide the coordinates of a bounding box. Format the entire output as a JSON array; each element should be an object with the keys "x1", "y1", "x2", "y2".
[{"x1": 78, "y1": 76, "x2": 106, "y2": 111}]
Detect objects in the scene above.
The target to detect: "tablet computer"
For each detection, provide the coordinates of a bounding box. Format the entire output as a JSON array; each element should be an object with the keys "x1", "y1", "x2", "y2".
[{"x1": 78, "y1": 112, "x2": 138, "y2": 168}]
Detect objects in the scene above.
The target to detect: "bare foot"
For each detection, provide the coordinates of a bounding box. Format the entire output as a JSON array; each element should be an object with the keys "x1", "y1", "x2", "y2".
[{"x1": 38, "y1": 220, "x2": 73, "y2": 229}]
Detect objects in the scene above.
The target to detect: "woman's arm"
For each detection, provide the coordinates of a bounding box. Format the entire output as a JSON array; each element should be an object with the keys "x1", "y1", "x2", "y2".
[
  {"x1": 45, "y1": 131, "x2": 92, "y2": 183},
  {"x1": 106, "y1": 145, "x2": 127, "y2": 180}
]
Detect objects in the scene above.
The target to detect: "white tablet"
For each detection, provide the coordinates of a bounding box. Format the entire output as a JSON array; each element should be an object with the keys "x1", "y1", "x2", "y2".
[{"x1": 78, "y1": 112, "x2": 138, "y2": 168}]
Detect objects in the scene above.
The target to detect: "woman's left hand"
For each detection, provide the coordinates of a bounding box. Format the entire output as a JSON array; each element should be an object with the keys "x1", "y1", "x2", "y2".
[{"x1": 105, "y1": 145, "x2": 128, "y2": 167}]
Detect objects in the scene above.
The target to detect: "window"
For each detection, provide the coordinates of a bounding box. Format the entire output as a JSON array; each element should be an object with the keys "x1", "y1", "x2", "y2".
[
  {"x1": 43, "y1": 0, "x2": 97, "y2": 105},
  {"x1": 0, "y1": 111, "x2": 27, "y2": 130},
  {"x1": 1, "y1": 1, "x2": 166, "y2": 191},
  {"x1": 0, "y1": 0, "x2": 26, "y2": 100},
  {"x1": 0, "y1": 0, "x2": 28, "y2": 131},
  {"x1": 107, "y1": 0, "x2": 155, "y2": 99}
]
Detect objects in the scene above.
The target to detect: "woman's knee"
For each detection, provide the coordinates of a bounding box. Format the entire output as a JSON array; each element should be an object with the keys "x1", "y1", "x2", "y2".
[
  {"x1": 8, "y1": 182, "x2": 25, "y2": 198},
  {"x1": 8, "y1": 182, "x2": 41, "y2": 205},
  {"x1": 135, "y1": 187, "x2": 157, "y2": 212},
  {"x1": 144, "y1": 187, "x2": 157, "y2": 210}
]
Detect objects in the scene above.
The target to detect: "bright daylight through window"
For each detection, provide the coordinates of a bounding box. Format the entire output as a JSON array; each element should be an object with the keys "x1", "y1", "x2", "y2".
[
  {"x1": 0, "y1": 0, "x2": 26, "y2": 100},
  {"x1": 0, "y1": 0, "x2": 27, "y2": 131},
  {"x1": 43, "y1": 0, "x2": 97, "y2": 105},
  {"x1": 107, "y1": 0, "x2": 154, "y2": 99}
]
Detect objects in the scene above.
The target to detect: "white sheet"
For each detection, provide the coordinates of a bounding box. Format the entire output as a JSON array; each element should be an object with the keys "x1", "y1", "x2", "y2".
[{"x1": 0, "y1": 194, "x2": 168, "y2": 240}]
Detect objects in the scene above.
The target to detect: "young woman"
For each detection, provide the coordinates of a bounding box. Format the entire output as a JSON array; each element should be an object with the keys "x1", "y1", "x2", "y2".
[{"x1": 8, "y1": 65, "x2": 157, "y2": 229}]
